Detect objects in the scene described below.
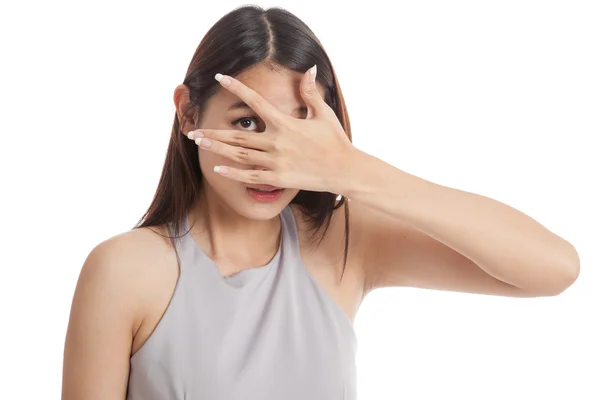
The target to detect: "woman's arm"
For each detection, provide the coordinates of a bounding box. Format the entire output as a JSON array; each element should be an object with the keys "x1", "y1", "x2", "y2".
[
  {"x1": 339, "y1": 149, "x2": 580, "y2": 297},
  {"x1": 62, "y1": 236, "x2": 143, "y2": 399}
]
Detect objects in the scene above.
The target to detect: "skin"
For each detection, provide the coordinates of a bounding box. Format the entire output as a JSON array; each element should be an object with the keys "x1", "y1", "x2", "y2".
[
  {"x1": 62, "y1": 63, "x2": 580, "y2": 399},
  {"x1": 176, "y1": 64, "x2": 311, "y2": 275}
]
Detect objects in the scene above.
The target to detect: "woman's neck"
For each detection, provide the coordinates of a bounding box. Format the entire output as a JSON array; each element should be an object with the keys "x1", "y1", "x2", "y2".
[{"x1": 188, "y1": 186, "x2": 282, "y2": 269}]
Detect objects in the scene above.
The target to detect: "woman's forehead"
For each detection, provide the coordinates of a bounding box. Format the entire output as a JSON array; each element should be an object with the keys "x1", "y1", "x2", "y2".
[
  {"x1": 209, "y1": 64, "x2": 325, "y2": 114},
  {"x1": 234, "y1": 65, "x2": 304, "y2": 105}
]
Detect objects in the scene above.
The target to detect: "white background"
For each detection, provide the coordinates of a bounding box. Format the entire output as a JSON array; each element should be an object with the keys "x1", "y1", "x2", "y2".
[{"x1": 1, "y1": 0, "x2": 598, "y2": 399}]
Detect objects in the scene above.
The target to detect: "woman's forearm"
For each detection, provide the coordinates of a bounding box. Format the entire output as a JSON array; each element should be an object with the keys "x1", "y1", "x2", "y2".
[{"x1": 336, "y1": 149, "x2": 580, "y2": 293}]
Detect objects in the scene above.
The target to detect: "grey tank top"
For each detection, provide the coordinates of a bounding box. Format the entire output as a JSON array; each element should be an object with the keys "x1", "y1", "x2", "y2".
[{"x1": 127, "y1": 205, "x2": 358, "y2": 399}]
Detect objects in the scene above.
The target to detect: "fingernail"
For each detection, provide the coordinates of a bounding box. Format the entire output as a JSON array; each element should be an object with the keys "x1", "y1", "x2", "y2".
[
  {"x1": 214, "y1": 166, "x2": 228, "y2": 175},
  {"x1": 187, "y1": 130, "x2": 203, "y2": 140},
  {"x1": 215, "y1": 73, "x2": 231, "y2": 86},
  {"x1": 195, "y1": 138, "x2": 212, "y2": 148},
  {"x1": 309, "y1": 64, "x2": 317, "y2": 82}
]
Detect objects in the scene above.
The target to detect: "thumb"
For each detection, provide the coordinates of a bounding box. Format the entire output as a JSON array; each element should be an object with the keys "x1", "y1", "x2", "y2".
[{"x1": 301, "y1": 64, "x2": 323, "y2": 119}]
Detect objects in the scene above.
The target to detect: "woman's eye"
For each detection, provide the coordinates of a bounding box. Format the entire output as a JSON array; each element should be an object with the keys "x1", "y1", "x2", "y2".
[{"x1": 232, "y1": 116, "x2": 259, "y2": 131}]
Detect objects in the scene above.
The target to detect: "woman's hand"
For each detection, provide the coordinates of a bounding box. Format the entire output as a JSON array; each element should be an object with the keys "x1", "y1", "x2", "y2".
[{"x1": 186, "y1": 65, "x2": 356, "y2": 194}]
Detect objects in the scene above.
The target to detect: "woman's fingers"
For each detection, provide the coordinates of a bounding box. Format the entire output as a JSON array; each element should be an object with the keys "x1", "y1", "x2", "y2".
[
  {"x1": 214, "y1": 73, "x2": 285, "y2": 126},
  {"x1": 188, "y1": 129, "x2": 272, "y2": 151},
  {"x1": 213, "y1": 165, "x2": 278, "y2": 186},
  {"x1": 195, "y1": 137, "x2": 274, "y2": 168}
]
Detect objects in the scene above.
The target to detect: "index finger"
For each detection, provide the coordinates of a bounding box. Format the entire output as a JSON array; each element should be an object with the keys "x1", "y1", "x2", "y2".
[{"x1": 215, "y1": 73, "x2": 283, "y2": 125}]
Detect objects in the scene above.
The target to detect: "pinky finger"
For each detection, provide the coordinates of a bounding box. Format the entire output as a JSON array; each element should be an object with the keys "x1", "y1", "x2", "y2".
[{"x1": 213, "y1": 166, "x2": 277, "y2": 186}]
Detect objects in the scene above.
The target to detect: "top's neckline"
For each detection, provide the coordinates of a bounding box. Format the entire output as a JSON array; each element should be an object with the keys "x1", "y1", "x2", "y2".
[
  {"x1": 177, "y1": 205, "x2": 358, "y2": 345},
  {"x1": 182, "y1": 206, "x2": 286, "y2": 281}
]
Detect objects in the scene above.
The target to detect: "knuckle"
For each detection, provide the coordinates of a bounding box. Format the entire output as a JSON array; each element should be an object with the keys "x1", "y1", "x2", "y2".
[
  {"x1": 248, "y1": 170, "x2": 262, "y2": 184},
  {"x1": 232, "y1": 133, "x2": 249, "y2": 146},
  {"x1": 303, "y1": 85, "x2": 316, "y2": 96},
  {"x1": 270, "y1": 136, "x2": 281, "y2": 151},
  {"x1": 235, "y1": 148, "x2": 250, "y2": 163}
]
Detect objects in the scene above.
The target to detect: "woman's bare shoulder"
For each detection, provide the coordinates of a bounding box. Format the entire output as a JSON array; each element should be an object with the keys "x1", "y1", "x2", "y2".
[
  {"x1": 63, "y1": 223, "x2": 179, "y2": 398},
  {"x1": 289, "y1": 202, "x2": 358, "y2": 258},
  {"x1": 99, "y1": 223, "x2": 179, "y2": 292},
  {"x1": 289, "y1": 202, "x2": 365, "y2": 282},
  {"x1": 288, "y1": 202, "x2": 367, "y2": 321},
  {"x1": 99, "y1": 223, "x2": 175, "y2": 258},
  {"x1": 80, "y1": 223, "x2": 179, "y2": 326},
  {"x1": 87, "y1": 224, "x2": 176, "y2": 283}
]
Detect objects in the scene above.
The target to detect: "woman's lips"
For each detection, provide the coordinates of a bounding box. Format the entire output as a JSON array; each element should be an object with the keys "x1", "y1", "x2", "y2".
[{"x1": 246, "y1": 187, "x2": 284, "y2": 202}]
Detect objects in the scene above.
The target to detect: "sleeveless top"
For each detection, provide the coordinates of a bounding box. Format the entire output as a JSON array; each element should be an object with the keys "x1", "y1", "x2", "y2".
[{"x1": 127, "y1": 205, "x2": 358, "y2": 400}]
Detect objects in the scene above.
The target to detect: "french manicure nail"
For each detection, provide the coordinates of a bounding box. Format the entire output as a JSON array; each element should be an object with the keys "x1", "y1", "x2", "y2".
[
  {"x1": 215, "y1": 73, "x2": 231, "y2": 86},
  {"x1": 214, "y1": 166, "x2": 228, "y2": 175},
  {"x1": 195, "y1": 138, "x2": 212, "y2": 148}
]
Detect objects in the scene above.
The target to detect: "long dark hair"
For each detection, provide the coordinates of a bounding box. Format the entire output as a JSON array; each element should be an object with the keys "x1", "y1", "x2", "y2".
[{"x1": 134, "y1": 5, "x2": 353, "y2": 279}]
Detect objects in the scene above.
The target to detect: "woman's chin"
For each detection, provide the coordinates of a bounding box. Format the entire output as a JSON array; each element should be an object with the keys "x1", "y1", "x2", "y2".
[{"x1": 239, "y1": 202, "x2": 288, "y2": 221}]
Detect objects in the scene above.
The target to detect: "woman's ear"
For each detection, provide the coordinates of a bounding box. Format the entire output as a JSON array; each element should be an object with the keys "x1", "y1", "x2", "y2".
[{"x1": 173, "y1": 84, "x2": 196, "y2": 135}]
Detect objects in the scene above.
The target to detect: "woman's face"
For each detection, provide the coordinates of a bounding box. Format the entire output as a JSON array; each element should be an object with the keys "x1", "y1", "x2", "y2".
[{"x1": 187, "y1": 63, "x2": 326, "y2": 221}]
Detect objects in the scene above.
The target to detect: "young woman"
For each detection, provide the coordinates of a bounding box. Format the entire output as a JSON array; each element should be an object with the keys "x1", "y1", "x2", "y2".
[{"x1": 61, "y1": 5, "x2": 580, "y2": 400}]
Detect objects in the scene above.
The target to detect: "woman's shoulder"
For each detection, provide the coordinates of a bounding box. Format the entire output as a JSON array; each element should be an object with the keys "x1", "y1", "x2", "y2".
[
  {"x1": 288, "y1": 202, "x2": 368, "y2": 321},
  {"x1": 289, "y1": 202, "x2": 365, "y2": 279},
  {"x1": 289, "y1": 201, "x2": 354, "y2": 255},
  {"x1": 80, "y1": 223, "x2": 180, "y2": 334},
  {"x1": 288, "y1": 203, "x2": 345, "y2": 250},
  {"x1": 63, "y1": 224, "x2": 180, "y2": 393},
  {"x1": 89, "y1": 223, "x2": 177, "y2": 281}
]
